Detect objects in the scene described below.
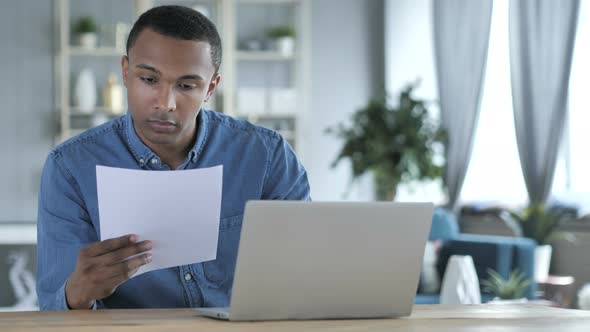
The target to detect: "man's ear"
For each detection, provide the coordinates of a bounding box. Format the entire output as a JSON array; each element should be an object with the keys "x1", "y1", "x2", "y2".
[
  {"x1": 205, "y1": 74, "x2": 221, "y2": 102},
  {"x1": 121, "y1": 55, "x2": 129, "y2": 87}
]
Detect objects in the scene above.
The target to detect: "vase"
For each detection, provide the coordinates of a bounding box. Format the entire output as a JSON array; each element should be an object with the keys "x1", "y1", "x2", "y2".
[
  {"x1": 78, "y1": 32, "x2": 97, "y2": 49},
  {"x1": 74, "y1": 69, "x2": 97, "y2": 114},
  {"x1": 103, "y1": 73, "x2": 124, "y2": 115},
  {"x1": 440, "y1": 255, "x2": 481, "y2": 304},
  {"x1": 275, "y1": 37, "x2": 295, "y2": 56},
  {"x1": 534, "y1": 244, "x2": 552, "y2": 281},
  {"x1": 488, "y1": 298, "x2": 528, "y2": 304}
]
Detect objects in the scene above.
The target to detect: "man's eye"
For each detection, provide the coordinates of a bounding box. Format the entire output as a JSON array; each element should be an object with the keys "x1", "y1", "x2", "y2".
[
  {"x1": 140, "y1": 77, "x2": 156, "y2": 84},
  {"x1": 178, "y1": 83, "x2": 197, "y2": 90}
]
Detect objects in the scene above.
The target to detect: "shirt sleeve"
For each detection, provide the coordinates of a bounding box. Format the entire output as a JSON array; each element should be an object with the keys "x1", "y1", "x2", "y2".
[
  {"x1": 261, "y1": 134, "x2": 311, "y2": 201},
  {"x1": 36, "y1": 151, "x2": 99, "y2": 310}
]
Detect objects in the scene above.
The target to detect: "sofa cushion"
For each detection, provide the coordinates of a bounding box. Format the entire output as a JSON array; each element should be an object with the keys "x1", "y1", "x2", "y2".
[{"x1": 429, "y1": 208, "x2": 460, "y2": 241}]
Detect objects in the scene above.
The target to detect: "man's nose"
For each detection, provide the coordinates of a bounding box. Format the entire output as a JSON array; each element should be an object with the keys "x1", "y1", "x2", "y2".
[{"x1": 155, "y1": 85, "x2": 176, "y2": 112}]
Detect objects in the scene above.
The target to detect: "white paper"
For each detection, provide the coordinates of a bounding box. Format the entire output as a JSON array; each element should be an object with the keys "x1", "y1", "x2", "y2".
[{"x1": 96, "y1": 165, "x2": 223, "y2": 277}]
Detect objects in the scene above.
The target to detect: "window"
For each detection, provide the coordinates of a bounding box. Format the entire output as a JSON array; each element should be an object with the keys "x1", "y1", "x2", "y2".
[
  {"x1": 389, "y1": 0, "x2": 589, "y2": 207},
  {"x1": 459, "y1": 0, "x2": 528, "y2": 206},
  {"x1": 553, "y1": 0, "x2": 590, "y2": 202},
  {"x1": 460, "y1": 0, "x2": 590, "y2": 208}
]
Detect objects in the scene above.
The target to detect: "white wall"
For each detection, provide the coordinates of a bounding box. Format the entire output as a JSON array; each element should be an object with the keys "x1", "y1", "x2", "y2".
[
  {"x1": 304, "y1": 0, "x2": 385, "y2": 201},
  {"x1": 385, "y1": 0, "x2": 437, "y2": 100},
  {"x1": 384, "y1": 0, "x2": 445, "y2": 203},
  {"x1": 0, "y1": 1, "x2": 54, "y2": 222}
]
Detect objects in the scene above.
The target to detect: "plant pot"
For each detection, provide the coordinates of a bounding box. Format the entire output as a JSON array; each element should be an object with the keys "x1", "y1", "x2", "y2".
[
  {"x1": 275, "y1": 37, "x2": 295, "y2": 56},
  {"x1": 373, "y1": 170, "x2": 397, "y2": 201},
  {"x1": 534, "y1": 244, "x2": 552, "y2": 281},
  {"x1": 79, "y1": 32, "x2": 97, "y2": 49},
  {"x1": 488, "y1": 297, "x2": 528, "y2": 304}
]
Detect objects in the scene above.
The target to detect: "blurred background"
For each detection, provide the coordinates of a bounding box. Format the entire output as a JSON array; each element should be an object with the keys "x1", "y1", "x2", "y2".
[{"x1": 1, "y1": 0, "x2": 589, "y2": 311}]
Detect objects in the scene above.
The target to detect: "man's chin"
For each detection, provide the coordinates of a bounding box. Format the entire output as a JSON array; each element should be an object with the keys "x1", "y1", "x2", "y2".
[{"x1": 142, "y1": 131, "x2": 178, "y2": 146}]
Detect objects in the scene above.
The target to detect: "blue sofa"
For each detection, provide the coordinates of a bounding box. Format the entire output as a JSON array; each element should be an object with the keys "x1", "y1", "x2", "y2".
[{"x1": 415, "y1": 208, "x2": 537, "y2": 304}]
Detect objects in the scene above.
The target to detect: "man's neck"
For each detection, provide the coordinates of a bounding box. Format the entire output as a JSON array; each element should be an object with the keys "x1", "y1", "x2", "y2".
[
  {"x1": 150, "y1": 142, "x2": 191, "y2": 170},
  {"x1": 132, "y1": 116, "x2": 199, "y2": 170},
  {"x1": 138, "y1": 127, "x2": 197, "y2": 170}
]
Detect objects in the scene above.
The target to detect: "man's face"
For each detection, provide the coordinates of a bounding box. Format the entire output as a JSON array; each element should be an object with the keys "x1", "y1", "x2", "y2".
[{"x1": 122, "y1": 28, "x2": 220, "y2": 148}]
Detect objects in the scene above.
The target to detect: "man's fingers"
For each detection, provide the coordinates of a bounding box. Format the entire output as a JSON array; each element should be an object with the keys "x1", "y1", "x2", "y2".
[
  {"x1": 104, "y1": 253, "x2": 153, "y2": 280},
  {"x1": 81, "y1": 234, "x2": 138, "y2": 257},
  {"x1": 97, "y1": 240, "x2": 153, "y2": 266}
]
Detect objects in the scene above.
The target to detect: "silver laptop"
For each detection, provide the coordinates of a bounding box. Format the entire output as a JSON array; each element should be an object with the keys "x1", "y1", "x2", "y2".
[{"x1": 196, "y1": 201, "x2": 433, "y2": 321}]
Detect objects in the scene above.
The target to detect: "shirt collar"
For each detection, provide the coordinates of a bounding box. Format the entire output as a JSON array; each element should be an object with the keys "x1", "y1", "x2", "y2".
[{"x1": 124, "y1": 110, "x2": 210, "y2": 167}]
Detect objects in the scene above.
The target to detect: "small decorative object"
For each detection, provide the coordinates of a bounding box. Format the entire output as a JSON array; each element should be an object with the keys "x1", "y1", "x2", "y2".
[
  {"x1": 326, "y1": 82, "x2": 448, "y2": 201},
  {"x1": 481, "y1": 268, "x2": 531, "y2": 300},
  {"x1": 419, "y1": 240, "x2": 442, "y2": 294},
  {"x1": 578, "y1": 283, "x2": 590, "y2": 310},
  {"x1": 439, "y1": 255, "x2": 481, "y2": 304},
  {"x1": 73, "y1": 16, "x2": 98, "y2": 49},
  {"x1": 0, "y1": 244, "x2": 38, "y2": 310},
  {"x1": 74, "y1": 68, "x2": 97, "y2": 114},
  {"x1": 505, "y1": 204, "x2": 575, "y2": 281},
  {"x1": 103, "y1": 73, "x2": 125, "y2": 115},
  {"x1": 266, "y1": 25, "x2": 296, "y2": 56}
]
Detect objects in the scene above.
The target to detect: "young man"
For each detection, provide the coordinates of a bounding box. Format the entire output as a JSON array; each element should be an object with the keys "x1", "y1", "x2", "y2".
[{"x1": 37, "y1": 5, "x2": 310, "y2": 310}]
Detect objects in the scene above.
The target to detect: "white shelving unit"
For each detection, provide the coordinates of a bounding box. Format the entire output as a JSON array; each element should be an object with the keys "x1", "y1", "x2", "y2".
[
  {"x1": 54, "y1": 0, "x2": 138, "y2": 143},
  {"x1": 235, "y1": 50, "x2": 296, "y2": 61},
  {"x1": 227, "y1": 0, "x2": 310, "y2": 154},
  {"x1": 54, "y1": 0, "x2": 310, "y2": 156}
]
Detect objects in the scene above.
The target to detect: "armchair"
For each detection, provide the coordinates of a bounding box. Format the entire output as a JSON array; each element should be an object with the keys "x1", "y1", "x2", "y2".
[{"x1": 415, "y1": 208, "x2": 537, "y2": 304}]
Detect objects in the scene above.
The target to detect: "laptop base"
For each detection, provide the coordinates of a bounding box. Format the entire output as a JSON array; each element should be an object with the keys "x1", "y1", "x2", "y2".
[{"x1": 195, "y1": 307, "x2": 230, "y2": 320}]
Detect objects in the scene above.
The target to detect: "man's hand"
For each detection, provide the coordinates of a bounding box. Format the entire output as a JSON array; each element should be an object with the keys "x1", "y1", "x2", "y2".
[{"x1": 65, "y1": 234, "x2": 153, "y2": 309}]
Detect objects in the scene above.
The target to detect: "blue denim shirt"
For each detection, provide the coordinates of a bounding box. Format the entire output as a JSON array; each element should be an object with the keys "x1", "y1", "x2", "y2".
[{"x1": 36, "y1": 110, "x2": 311, "y2": 310}]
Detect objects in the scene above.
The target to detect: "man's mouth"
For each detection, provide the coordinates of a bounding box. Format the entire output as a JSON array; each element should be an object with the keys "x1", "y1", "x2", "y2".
[{"x1": 147, "y1": 119, "x2": 176, "y2": 132}]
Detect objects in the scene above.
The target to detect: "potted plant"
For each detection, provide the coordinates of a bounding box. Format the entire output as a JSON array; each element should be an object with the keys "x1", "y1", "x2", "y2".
[
  {"x1": 482, "y1": 268, "x2": 531, "y2": 301},
  {"x1": 506, "y1": 204, "x2": 575, "y2": 281},
  {"x1": 266, "y1": 25, "x2": 296, "y2": 56},
  {"x1": 73, "y1": 16, "x2": 98, "y2": 49},
  {"x1": 326, "y1": 83, "x2": 448, "y2": 201}
]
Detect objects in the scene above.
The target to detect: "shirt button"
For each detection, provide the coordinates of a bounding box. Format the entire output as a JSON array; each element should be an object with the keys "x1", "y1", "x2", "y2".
[
  {"x1": 151, "y1": 158, "x2": 159, "y2": 165},
  {"x1": 184, "y1": 273, "x2": 192, "y2": 281},
  {"x1": 138, "y1": 158, "x2": 145, "y2": 164}
]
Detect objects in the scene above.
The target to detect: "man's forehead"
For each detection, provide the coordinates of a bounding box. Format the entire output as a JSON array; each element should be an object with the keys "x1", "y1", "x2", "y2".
[
  {"x1": 128, "y1": 31, "x2": 214, "y2": 77},
  {"x1": 129, "y1": 29, "x2": 213, "y2": 64}
]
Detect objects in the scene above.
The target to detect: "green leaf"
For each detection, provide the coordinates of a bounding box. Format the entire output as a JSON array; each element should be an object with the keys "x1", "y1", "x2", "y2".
[
  {"x1": 325, "y1": 81, "x2": 448, "y2": 198},
  {"x1": 482, "y1": 268, "x2": 531, "y2": 300}
]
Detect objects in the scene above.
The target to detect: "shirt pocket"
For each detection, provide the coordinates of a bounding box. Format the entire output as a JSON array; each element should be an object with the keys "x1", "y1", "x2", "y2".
[{"x1": 202, "y1": 214, "x2": 243, "y2": 284}]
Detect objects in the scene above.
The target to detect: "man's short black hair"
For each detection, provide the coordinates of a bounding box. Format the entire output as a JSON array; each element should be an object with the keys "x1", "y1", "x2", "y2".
[{"x1": 126, "y1": 5, "x2": 222, "y2": 73}]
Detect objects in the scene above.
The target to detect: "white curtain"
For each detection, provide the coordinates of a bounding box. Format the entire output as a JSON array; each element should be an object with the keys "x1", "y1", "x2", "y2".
[
  {"x1": 432, "y1": 0, "x2": 493, "y2": 208},
  {"x1": 509, "y1": 0, "x2": 580, "y2": 204}
]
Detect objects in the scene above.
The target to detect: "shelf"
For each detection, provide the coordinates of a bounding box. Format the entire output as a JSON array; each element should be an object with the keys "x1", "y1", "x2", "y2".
[
  {"x1": 235, "y1": 112, "x2": 297, "y2": 119},
  {"x1": 236, "y1": 51, "x2": 296, "y2": 61},
  {"x1": 64, "y1": 46, "x2": 125, "y2": 56},
  {"x1": 237, "y1": 0, "x2": 299, "y2": 4},
  {"x1": 69, "y1": 107, "x2": 124, "y2": 117},
  {"x1": 54, "y1": 0, "x2": 309, "y2": 157},
  {"x1": 0, "y1": 223, "x2": 37, "y2": 244}
]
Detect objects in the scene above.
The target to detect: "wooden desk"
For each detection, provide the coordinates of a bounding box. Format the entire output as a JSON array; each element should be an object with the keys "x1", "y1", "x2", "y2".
[{"x1": 1, "y1": 304, "x2": 590, "y2": 332}]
